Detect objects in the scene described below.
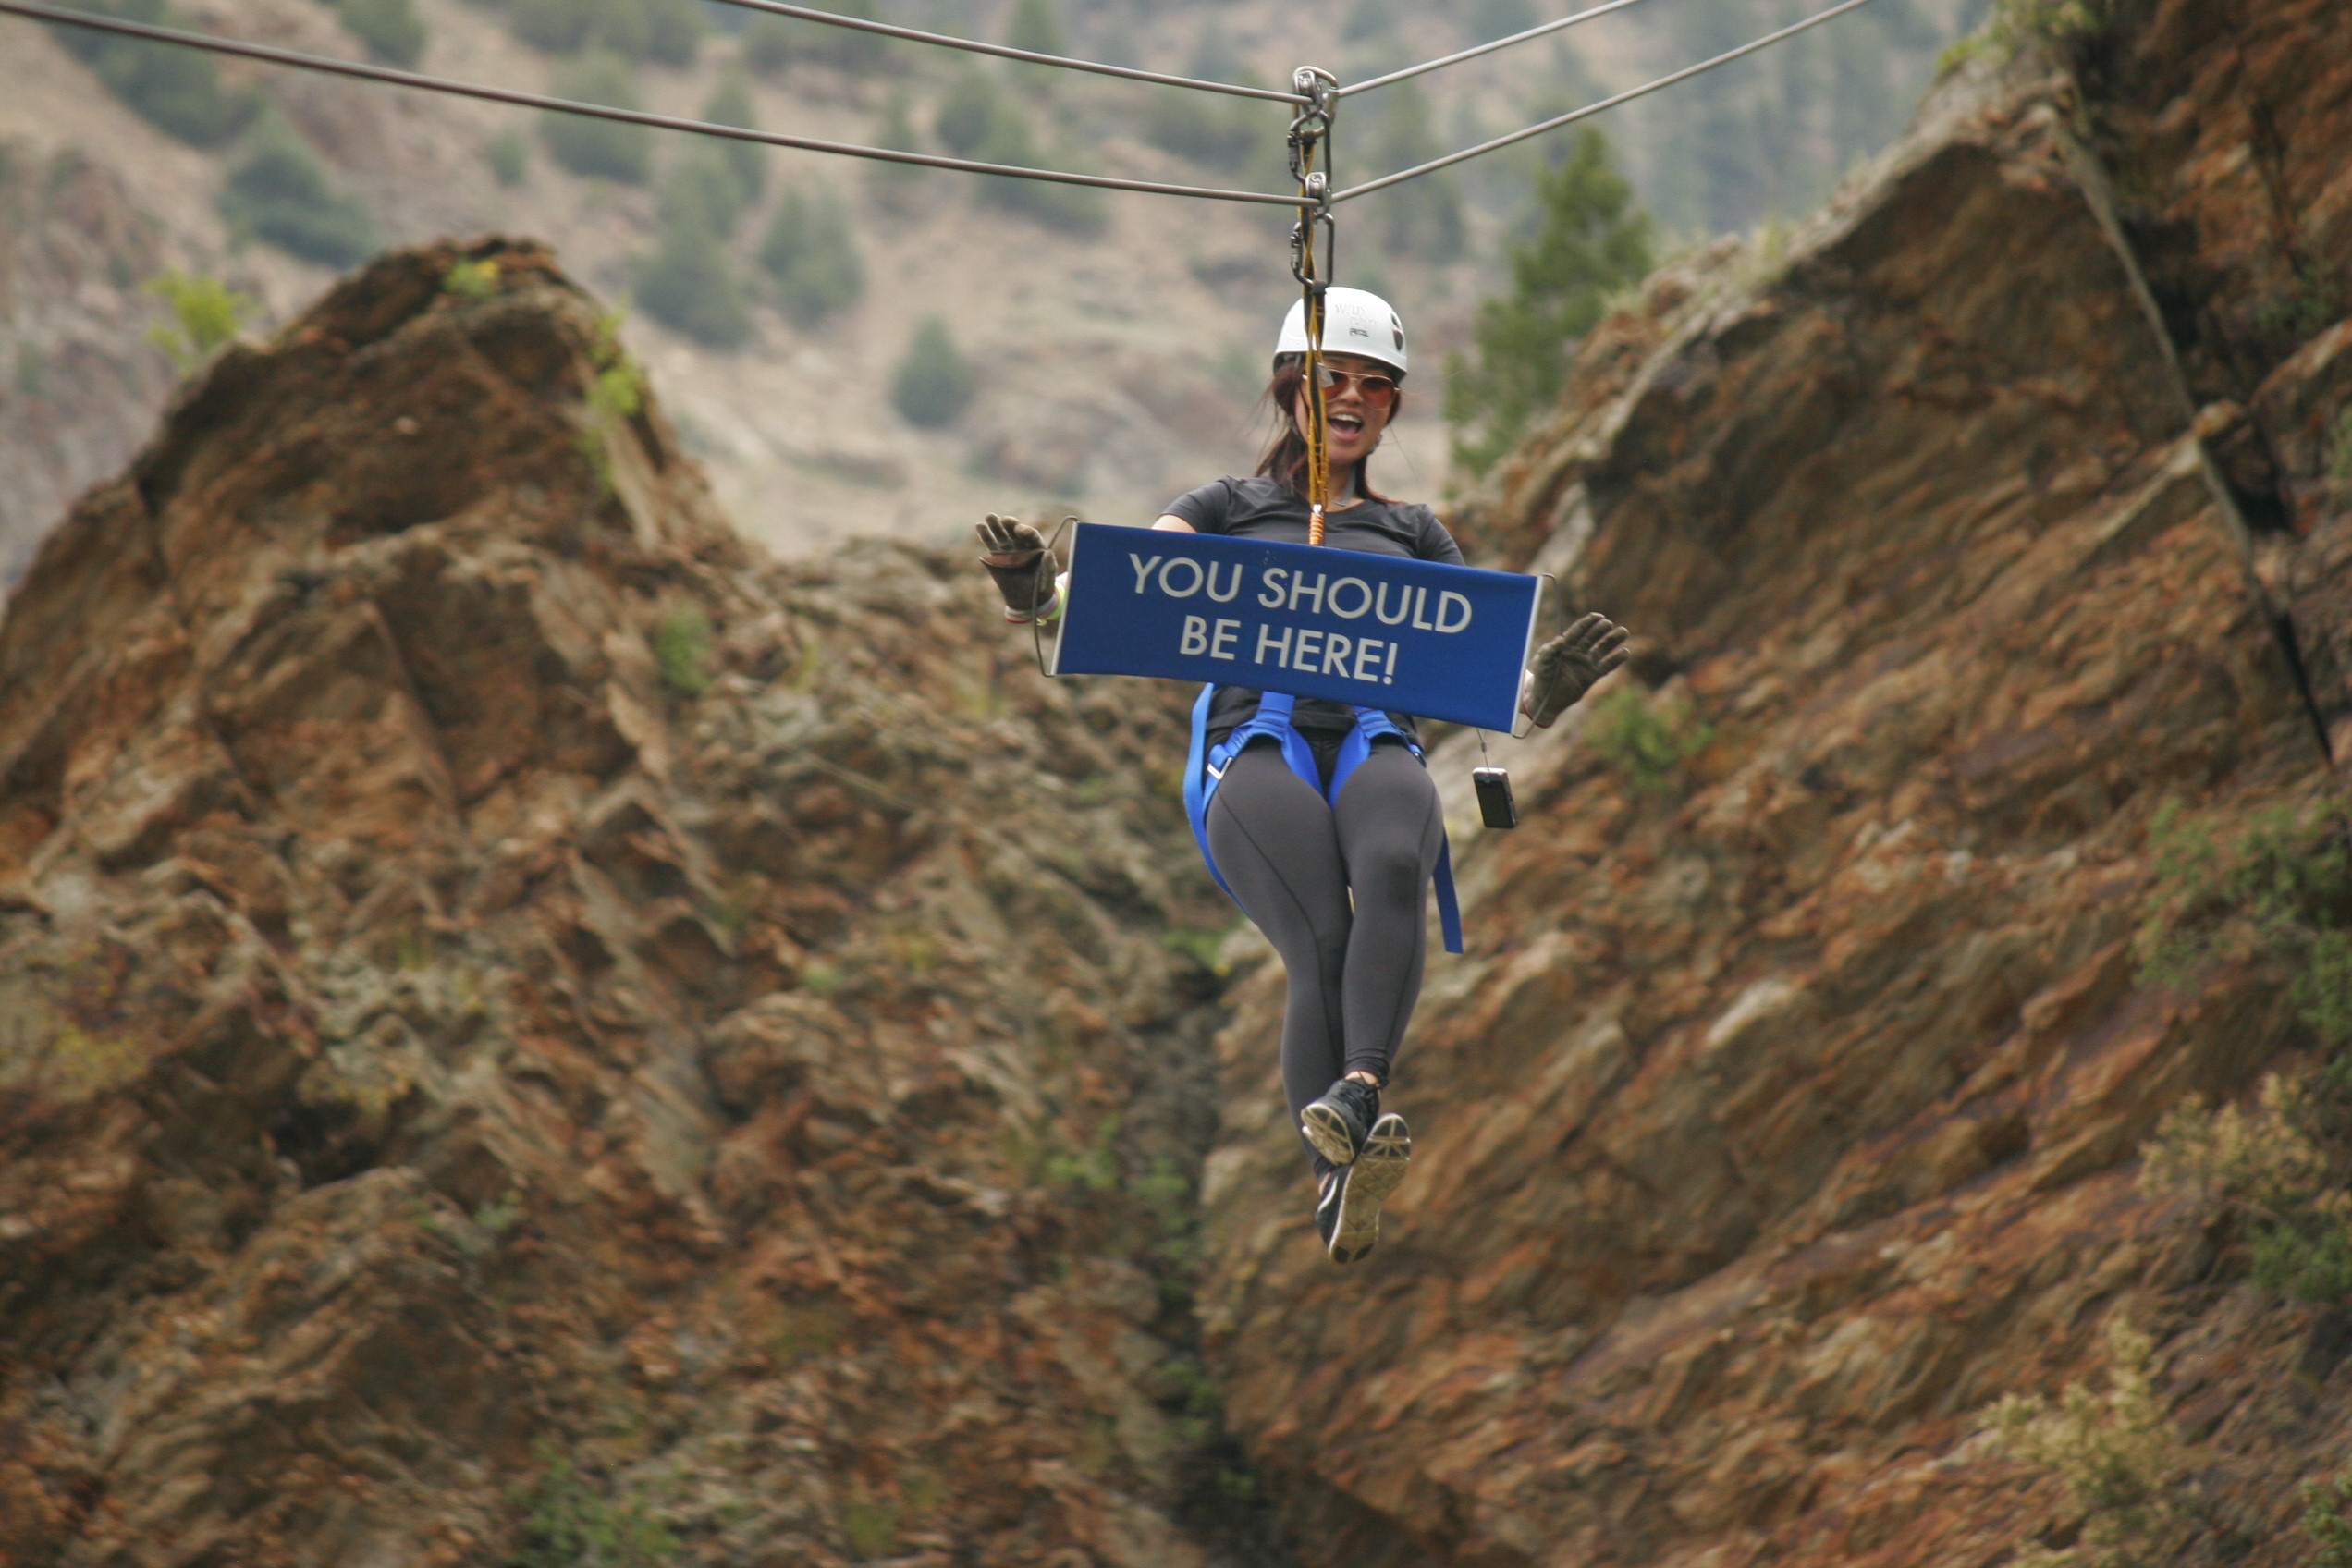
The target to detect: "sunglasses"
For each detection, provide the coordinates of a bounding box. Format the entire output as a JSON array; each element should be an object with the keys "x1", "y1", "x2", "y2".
[{"x1": 1313, "y1": 364, "x2": 1401, "y2": 406}]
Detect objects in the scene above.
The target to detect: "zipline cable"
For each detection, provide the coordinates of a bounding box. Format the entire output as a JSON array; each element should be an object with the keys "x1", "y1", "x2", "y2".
[
  {"x1": 1339, "y1": 0, "x2": 1656, "y2": 99},
  {"x1": 1336, "y1": 0, "x2": 1882, "y2": 201},
  {"x1": 0, "y1": 0, "x2": 1304, "y2": 206},
  {"x1": 696, "y1": 0, "x2": 1302, "y2": 103}
]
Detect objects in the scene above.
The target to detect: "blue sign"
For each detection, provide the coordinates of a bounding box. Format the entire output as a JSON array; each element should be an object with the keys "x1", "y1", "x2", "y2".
[{"x1": 1049, "y1": 523, "x2": 1543, "y2": 731}]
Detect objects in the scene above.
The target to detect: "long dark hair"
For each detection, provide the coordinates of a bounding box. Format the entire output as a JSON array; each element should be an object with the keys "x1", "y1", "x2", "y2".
[{"x1": 1255, "y1": 354, "x2": 1403, "y2": 504}]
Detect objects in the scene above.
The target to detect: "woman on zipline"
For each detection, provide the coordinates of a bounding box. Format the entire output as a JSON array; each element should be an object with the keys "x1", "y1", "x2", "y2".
[{"x1": 975, "y1": 288, "x2": 1628, "y2": 1264}]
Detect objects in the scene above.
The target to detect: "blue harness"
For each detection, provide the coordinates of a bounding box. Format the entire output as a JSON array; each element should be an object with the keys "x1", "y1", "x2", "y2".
[{"x1": 1182, "y1": 686, "x2": 1463, "y2": 954}]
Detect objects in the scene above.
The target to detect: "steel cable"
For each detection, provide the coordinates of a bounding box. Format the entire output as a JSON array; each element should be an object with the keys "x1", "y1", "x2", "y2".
[
  {"x1": 697, "y1": 0, "x2": 1302, "y2": 103},
  {"x1": 0, "y1": 0, "x2": 1305, "y2": 206},
  {"x1": 1339, "y1": 0, "x2": 1657, "y2": 98},
  {"x1": 1336, "y1": 0, "x2": 1883, "y2": 201}
]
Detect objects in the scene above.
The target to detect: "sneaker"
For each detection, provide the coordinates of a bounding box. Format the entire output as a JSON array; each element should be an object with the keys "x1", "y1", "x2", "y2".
[
  {"x1": 1300, "y1": 1077, "x2": 1381, "y2": 1167},
  {"x1": 1329, "y1": 1112, "x2": 1411, "y2": 1264},
  {"x1": 1317, "y1": 1169, "x2": 1347, "y2": 1256}
]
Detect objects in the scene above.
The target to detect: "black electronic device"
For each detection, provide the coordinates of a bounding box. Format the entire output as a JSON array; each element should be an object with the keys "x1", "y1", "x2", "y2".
[{"x1": 1473, "y1": 766, "x2": 1518, "y2": 830}]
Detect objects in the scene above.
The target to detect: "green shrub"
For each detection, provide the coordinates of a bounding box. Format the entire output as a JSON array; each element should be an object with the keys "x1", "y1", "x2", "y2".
[
  {"x1": 889, "y1": 315, "x2": 974, "y2": 427},
  {"x1": 701, "y1": 76, "x2": 764, "y2": 200},
  {"x1": 485, "y1": 127, "x2": 529, "y2": 185},
  {"x1": 218, "y1": 114, "x2": 376, "y2": 266},
  {"x1": 50, "y1": 0, "x2": 257, "y2": 147},
  {"x1": 442, "y1": 256, "x2": 502, "y2": 300},
  {"x1": 840, "y1": 1500, "x2": 898, "y2": 1560},
  {"x1": 974, "y1": 111, "x2": 1107, "y2": 236},
  {"x1": 760, "y1": 185, "x2": 864, "y2": 325},
  {"x1": 1979, "y1": 1318, "x2": 2201, "y2": 1568},
  {"x1": 141, "y1": 268, "x2": 252, "y2": 369},
  {"x1": 1003, "y1": 0, "x2": 1061, "y2": 55},
  {"x1": 659, "y1": 144, "x2": 750, "y2": 239},
  {"x1": 2308, "y1": 1471, "x2": 2352, "y2": 1568},
  {"x1": 932, "y1": 67, "x2": 1005, "y2": 157},
  {"x1": 333, "y1": 0, "x2": 426, "y2": 67},
  {"x1": 1446, "y1": 125, "x2": 1651, "y2": 475},
  {"x1": 655, "y1": 606, "x2": 713, "y2": 697},
  {"x1": 741, "y1": 0, "x2": 886, "y2": 73},
  {"x1": 635, "y1": 220, "x2": 752, "y2": 348},
  {"x1": 509, "y1": 1450, "x2": 678, "y2": 1568},
  {"x1": 541, "y1": 53, "x2": 652, "y2": 182},
  {"x1": 1586, "y1": 683, "x2": 1711, "y2": 797},
  {"x1": 1141, "y1": 92, "x2": 1259, "y2": 172},
  {"x1": 865, "y1": 91, "x2": 925, "y2": 211},
  {"x1": 2134, "y1": 797, "x2": 2352, "y2": 1044},
  {"x1": 2143, "y1": 1073, "x2": 2352, "y2": 1304},
  {"x1": 508, "y1": 0, "x2": 700, "y2": 62}
]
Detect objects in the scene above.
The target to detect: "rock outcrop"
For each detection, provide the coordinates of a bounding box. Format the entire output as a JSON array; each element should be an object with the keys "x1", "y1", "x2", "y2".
[
  {"x1": 0, "y1": 239, "x2": 1277, "y2": 1567},
  {"x1": 1200, "y1": 1, "x2": 2352, "y2": 1564}
]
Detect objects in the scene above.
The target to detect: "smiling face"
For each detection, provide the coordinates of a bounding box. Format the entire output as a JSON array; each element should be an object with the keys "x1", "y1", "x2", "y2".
[{"x1": 1290, "y1": 352, "x2": 1401, "y2": 479}]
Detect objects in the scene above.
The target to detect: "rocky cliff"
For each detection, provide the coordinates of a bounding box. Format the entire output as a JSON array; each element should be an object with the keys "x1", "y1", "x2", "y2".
[
  {"x1": 0, "y1": 239, "x2": 1283, "y2": 1567},
  {"x1": 1200, "y1": 0, "x2": 2352, "y2": 1564}
]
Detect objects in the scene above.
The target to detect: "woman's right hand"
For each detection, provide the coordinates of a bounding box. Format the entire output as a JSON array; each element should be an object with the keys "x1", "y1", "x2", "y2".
[{"x1": 975, "y1": 514, "x2": 1059, "y2": 621}]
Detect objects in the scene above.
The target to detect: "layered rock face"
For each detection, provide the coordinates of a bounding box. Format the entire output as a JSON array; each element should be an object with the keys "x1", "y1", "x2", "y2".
[
  {"x1": 1201, "y1": 2, "x2": 2352, "y2": 1564},
  {"x1": 0, "y1": 241, "x2": 1271, "y2": 1567}
]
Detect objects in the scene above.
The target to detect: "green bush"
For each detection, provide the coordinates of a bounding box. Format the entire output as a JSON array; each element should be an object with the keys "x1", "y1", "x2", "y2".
[
  {"x1": 660, "y1": 144, "x2": 750, "y2": 239},
  {"x1": 1586, "y1": 683, "x2": 1711, "y2": 797},
  {"x1": 508, "y1": 0, "x2": 700, "y2": 61},
  {"x1": 1446, "y1": 125, "x2": 1651, "y2": 475},
  {"x1": 1355, "y1": 83, "x2": 1464, "y2": 263},
  {"x1": 865, "y1": 92, "x2": 926, "y2": 211},
  {"x1": 509, "y1": 1451, "x2": 678, "y2": 1568},
  {"x1": 889, "y1": 315, "x2": 974, "y2": 427},
  {"x1": 1141, "y1": 92, "x2": 1259, "y2": 172},
  {"x1": 973, "y1": 110, "x2": 1107, "y2": 236},
  {"x1": 1979, "y1": 1318, "x2": 2201, "y2": 1568},
  {"x1": 2135, "y1": 797, "x2": 2352, "y2": 1044},
  {"x1": 741, "y1": 0, "x2": 887, "y2": 74},
  {"x1": 635, "y1": 220, "x2": 752, "y2": 348},
  {"x1": 655, "y1": 606, "x2": 713, "y2": 697},
  {"x1": 333, "y1": 0, "x2": 426, "y2": 67},
  {"x1": 701, "y1": 76, "x2": 764, "y2": 200},
  {"x1": 2143, "y1": 1073, "x2": 2352, "y2": 1304},
  {"x1": 932, "y1": 67, "x2": 1005, "y2": 157},
  {"x1": 485, "y1": 127, "x2": 529, "y2": 185},
  {"x1": 541, "y1": 53, "x2": 652, "y2": 183},
  {"x1": 141, "y1": 269, "x2": 252, "y2": 369},
  {"x1": 1004, "y1": 0, "x2": 1061, "y2": 55},
  {"x1": 760, "y1": 185, "x2": 864, "y2": 325},
  {"x1": 51, "y1": 0, "x2": 257, "y2": 147},
  {"x1": 2309, "y1": 1471, "x2": 2352, "y2": 1568},
  {"x1": 218, "y1": 114, "x2": 376, "y2": 266}
]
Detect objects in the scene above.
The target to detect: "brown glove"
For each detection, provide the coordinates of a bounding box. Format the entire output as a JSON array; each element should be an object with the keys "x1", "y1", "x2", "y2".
[
  {"x1": 1523, "y1": 611, "x2": 1631, "y2": 727},
  {"x1": 975, "y1": 514, "x2": 1059, "y2": 622}
]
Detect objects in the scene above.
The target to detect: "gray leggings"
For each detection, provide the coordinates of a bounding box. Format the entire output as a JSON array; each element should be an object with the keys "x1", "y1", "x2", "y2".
[{"x1": 1207, "y1": 736, "x2": 1445, "y2": 1175}]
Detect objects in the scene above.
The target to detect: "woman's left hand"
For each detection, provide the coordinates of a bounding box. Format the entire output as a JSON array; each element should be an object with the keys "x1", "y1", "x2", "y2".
[{"x1": 1523, "y1": 611, "x2": 1631, "y2": 727}]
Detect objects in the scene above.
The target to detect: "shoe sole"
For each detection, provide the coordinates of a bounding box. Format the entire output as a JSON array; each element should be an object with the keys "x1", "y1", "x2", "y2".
[
  {"x1": 1329, "y1": 1113, "x2": 1410, "y2": 1264},
  {"x1": 1301, "y1": 1102, "x2": 1364, "y2": 1167}
]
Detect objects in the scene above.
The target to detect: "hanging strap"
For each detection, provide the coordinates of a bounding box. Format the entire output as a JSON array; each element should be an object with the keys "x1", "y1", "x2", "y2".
[{"x1": 1186, "y1": 687, "x2": 1464, "y2": 953}]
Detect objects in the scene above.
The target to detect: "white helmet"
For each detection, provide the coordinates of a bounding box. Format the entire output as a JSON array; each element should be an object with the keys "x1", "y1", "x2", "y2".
[{"x1": 1275, "y1": 287, "x2": 1408, "y2": 378}]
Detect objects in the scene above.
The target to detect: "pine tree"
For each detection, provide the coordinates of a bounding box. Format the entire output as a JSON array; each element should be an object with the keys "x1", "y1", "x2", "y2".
[
  {"x1": 1445, "y1": 127, "x2": 1651, "y2": 477},
  {"x1": 761, "y1": 185, "x2": 864, "y2": 325},
  {"x1": 890, "y1": 316, "x2": 975, "y2": 427},
  {"x1": 702, "y1": 76, "x2": 764, "y2": 201}
]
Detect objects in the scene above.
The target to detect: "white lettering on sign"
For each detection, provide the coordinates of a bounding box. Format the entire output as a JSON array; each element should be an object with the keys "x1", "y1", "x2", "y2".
[
  {"x1": 1288, "y1": 572, "x2": 1327, "y2": 614},
  {"x1": 1410, "y1": 587, "x2": 1433, "y2": 631},
  {"x1": 1329, "y1": 577, "x2": 1372, "y2": 619},
  {"x1": 1161, "y1": 557, "x2": 1204, "y2": 598},
  {"x1": 1294, "y1": 628, "x2": 1324, "y2": 669},
  {"x1": 1256, "y1": 623, "x2": 1292, "y2": 665},
  {"x1": 1376, "y1": 582, "x2": 1411, "y2": 625},
  {"x1": 1180, "y1": 615, "x2": 1208, "y2": 655},
  {"x1": 1353, "y1": 639, "x2": 1383, "y2": 680},
  {"x1": 1129, "y1": 554, "x2": 1163, "y2": 594},
  {"x1": 1435, "y1": 591, "x2": 1473, "y2": 633},
  {"x1": 1210, "y1": 619, "x2": 1240, "y2": 660},
  {"x1": 1207, "y1": 563, "x2": 1243, "y2": 603},
  {"x1": 1322, "y1": 634, "x2": 1354, "y2": 676},
  {"x1": 1258, "y1": 569, "x2": 1287, "y2": 608}
]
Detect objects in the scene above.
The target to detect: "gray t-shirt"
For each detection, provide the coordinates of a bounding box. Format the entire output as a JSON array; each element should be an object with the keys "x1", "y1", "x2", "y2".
[{"x1": 1163, "y1": 475, "x2": 1465, "y2": 743}]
